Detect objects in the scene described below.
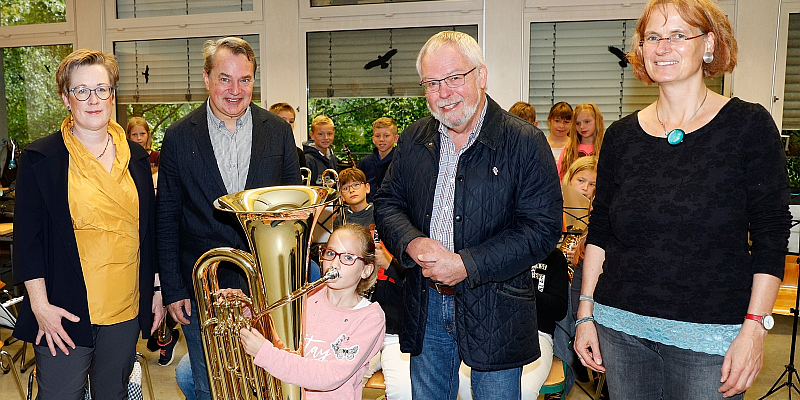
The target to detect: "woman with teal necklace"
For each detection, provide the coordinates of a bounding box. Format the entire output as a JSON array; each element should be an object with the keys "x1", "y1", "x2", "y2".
[{"x1": 573, "y1": 0, "x2": 791, "y2": 398}]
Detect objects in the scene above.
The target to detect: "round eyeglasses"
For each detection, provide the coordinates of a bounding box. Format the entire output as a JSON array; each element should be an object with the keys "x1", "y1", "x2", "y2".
[
  {"x1": 69, "y1": 85, "x2": 115, "y2": 101},
  {"x1": 639, "y1": 32, "x2": 706, "y2": 47},
  {"x1": 420, "y1": 67, "x2": 476, "y2": 93},
  {"x1": 319, "y1": 247, "x2": 365, "y2": 266},
  {"x1": 341, "y1": 182, "x2": 364, "y2": 192}
]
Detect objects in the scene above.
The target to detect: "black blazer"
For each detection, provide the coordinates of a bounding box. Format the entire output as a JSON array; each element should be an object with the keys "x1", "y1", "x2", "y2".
[
  {"x1": 156, "y1": 102, "x2": 301, "y2": 306},
  {"x1": 13, "y1": 133, "x2": 157, "y2": 346}
]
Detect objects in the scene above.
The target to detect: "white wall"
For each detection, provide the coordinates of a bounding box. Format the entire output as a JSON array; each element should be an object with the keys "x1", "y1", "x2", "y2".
[{"x1": 0, "y1": 0, "x2": 792, "y2": 137}]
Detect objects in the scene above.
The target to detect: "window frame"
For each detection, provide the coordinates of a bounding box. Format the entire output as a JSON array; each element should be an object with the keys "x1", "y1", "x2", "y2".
[{"x1": 0, "y1": 0, "x2": 75, "y2": 45}]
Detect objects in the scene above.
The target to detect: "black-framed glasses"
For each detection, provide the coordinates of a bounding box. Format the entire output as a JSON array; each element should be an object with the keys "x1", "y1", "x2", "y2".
[
  {"x1": 69, "y1": 85, "x2": 115, "y2": 101},
  {"x1": 639, "y1": 32, "x2": 706, "y2": 47},
  {"x1": 420, "y1": 67, "x2": 476, "y2": 93},
  {"x1": 341, "y1": 182, "x2": 364, "y2": 192},
  {"x1": 319, "y1": 247, "x2": 365, "y2": 266}
]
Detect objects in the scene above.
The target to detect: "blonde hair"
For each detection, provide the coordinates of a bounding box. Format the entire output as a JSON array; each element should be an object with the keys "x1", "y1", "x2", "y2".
[
  {"x1": 269, "y1": 102, "x2": 295, "y2": 117},
  {"x1": 126, "y1": 117, "x2": 152, "y2": 150},
  {"x1": 561, "y1": 156, "x2": 598, "y2": 187},
  {"x1": 311, "y1": 115, "x2": 334, "y2": 132},
  {"x1": 328, "y1": 224, "x2": 378, "y2": 296},
  {"x1": 372, "y1": 117, "x2": 398, "y2": 135},
  {"x1": 559, "y1": 104, "x2": 605, "y2": 178},
  {"x1": 56, "y1": 49, "x2": 119, "y2": 98},
  {"x1": 508, "y1": 102, "x2": 537, "y2": 124},
  {"x1": 628, "y1": 0, "x2": 737, "y2": 84}
]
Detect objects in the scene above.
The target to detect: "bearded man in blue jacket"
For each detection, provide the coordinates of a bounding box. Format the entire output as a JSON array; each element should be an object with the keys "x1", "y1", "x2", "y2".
[{"x1": 374, "y1": 31, "x2": 562, "y2": 400}]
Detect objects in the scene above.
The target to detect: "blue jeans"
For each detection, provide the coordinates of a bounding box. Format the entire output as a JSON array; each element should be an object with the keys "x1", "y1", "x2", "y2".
[
  {"x1": 596, "y1": 323, "x2": 745, "y2": 400},
  {"x1": 410, "y1": 291, "x2": 522, "y2": 400},
  {"x1": 176, "y1": 353, "x2": 196, "y2": 400},
  {"x1": 181, "y1": 300, "x2": 211, "y2": 400}
]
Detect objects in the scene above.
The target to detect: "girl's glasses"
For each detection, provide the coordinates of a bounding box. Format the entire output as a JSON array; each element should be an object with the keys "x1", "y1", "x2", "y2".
[{"x1": 319, "y1": 247, "x2": 365, "y2": 266}]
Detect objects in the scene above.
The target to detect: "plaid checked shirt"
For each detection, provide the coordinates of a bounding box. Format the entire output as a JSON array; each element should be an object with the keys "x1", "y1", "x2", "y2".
[{"x1": 429, "y1": 101, "x2": 488, "y2": 252}]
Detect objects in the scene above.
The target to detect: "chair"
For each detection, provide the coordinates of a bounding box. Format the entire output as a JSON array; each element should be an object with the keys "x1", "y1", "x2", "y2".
[
  {"x1": 1, "y1": 294, "x2": 34, "y2": 373},
  {"x1": 773, "y1": 255, "x2": 799, "y2": 316},
  {"x1": 364, "y1": 369, "x2": 386, "y2": 391},
  {"x1": 1, "y1": 340, "x2": 25, "y2": 399},
  {"x1": 540, "y1": 356, "x2": 566, "y2": 399}
]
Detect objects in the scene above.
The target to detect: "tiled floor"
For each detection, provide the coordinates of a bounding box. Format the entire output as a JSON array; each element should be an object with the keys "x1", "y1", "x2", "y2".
[{"x1": 2, "y1": 314, "x2": 799, "y2": 400}]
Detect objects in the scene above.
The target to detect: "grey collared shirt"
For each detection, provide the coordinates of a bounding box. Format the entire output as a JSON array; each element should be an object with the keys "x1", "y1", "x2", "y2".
[
  {"x1": 206, "y1": 101, "x2": 253, "y2": 194},
  {"x1": 429, "y1": 100, "x2": 488, "y2": 252}
]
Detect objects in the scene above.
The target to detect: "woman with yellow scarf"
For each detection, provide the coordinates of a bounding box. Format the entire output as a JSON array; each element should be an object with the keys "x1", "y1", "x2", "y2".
[{"x1": 12, "y1": 49, "x2": 162, "y2": 400}]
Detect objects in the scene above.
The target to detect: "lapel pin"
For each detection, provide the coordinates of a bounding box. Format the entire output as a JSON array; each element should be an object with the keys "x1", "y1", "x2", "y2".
[{"x1": 492, "y1": 167, "x2": 498, "y2": 176}]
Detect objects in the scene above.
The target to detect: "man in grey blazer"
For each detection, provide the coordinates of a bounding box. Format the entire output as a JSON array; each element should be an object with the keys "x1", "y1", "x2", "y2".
[{"x1": 156, "y1": 37, "x2": 301, "y2": 400}]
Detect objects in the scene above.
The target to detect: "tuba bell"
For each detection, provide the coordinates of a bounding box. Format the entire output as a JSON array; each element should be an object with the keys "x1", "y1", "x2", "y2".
[{"x1": 193, "y1": 185, "x2": 339, "y2": 400}]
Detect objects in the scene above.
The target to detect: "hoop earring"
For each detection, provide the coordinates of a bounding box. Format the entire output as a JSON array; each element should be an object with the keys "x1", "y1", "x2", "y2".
[{"x1": 703, "y1": 51, "x2": 714, "y2": 64}]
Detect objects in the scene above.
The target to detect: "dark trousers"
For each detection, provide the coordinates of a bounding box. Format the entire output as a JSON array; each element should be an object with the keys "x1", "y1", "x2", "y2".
[{"x1": 33, "y1": 317, "x2": 140, "y2": 400}]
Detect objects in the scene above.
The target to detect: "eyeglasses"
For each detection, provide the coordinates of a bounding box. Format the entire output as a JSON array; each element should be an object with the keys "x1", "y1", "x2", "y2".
[
  {"x1": 639, "y1": 32, "x2": 706, "y2": 47},
  {"x1": 341, "y1": 182, "x2": 364, "y2": 192},
  {"x1": 319, "y1": 247, "x2": 365, "y2": 266},
  {"x1": 69, "y1": 85, "x2": 115, "y2": 101},
  {"x1": 420, "y1": 67, "x2": 477, "y2": 93}
]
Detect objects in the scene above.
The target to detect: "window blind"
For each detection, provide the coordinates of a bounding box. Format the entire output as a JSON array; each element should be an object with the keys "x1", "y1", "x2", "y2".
[
  {"x1": 311, "y1": 0, "x2": 442, "y2": 6},
  {"x1": 783, "y1": 13, "x2": 800, "y2": 130},
  {"x1": 116, "y1": 0, "x2": 252, "y2": 19},
  {"x1": 114, "y1": 35, "x2": 260, "y2": 104},
  {"x1": 307, "y1": 25, "x2": 477, "y2": 99},
  {"x1": 529, "y1": 20, "x2": 722, "y2": 132}
]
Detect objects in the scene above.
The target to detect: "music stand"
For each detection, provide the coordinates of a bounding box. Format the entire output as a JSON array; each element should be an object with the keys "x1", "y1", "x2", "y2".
[
  {"x1": 759, "y1": 218, "x2": 800, "y2": 399},
  {"x1": 562, "y1": 183, "x2": 590, "y2": 232}
]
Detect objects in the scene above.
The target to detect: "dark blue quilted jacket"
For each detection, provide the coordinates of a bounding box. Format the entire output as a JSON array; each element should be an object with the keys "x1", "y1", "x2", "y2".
[{"x1": 374, "y1": 96, "x2": 563, "y2": 371}]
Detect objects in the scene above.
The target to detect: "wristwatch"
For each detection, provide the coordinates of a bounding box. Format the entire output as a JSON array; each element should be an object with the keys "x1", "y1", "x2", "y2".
[{"x1": 745, "y1": 313, "x2": 775, "y2": 331}]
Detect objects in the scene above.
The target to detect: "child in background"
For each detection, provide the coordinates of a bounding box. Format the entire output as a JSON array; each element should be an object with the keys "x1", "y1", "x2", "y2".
[
  {"x1": 236, "y1": 224, "x2": 385, "y2": 400},
  {"x1": 358, "y1": 117, "x2": 399, "y2": 203},
  {"x1": 557, "y1": 103, "x2": 605, "y2": 179},
  {"x1": 562, "y1": 156, "x2": 598, "y2": 201},
  {"x1": 268, "y1": 102, "x2": 306, "y2": 169},
  {"x1": 509, "y1": 101, "x2": 538, "y2": 125},
  {"x1": 546, "y1": 102, "x2": 573, "y2": 161},
  {"x1": 126, "y1": 117, "x2": 160, "y2": 169},
  {"x1": 333, "y1": 167, "x2": 411, "y2": 400},
  {"x1": 304, "y1": 115, "x2": 338, "y2": 186}
]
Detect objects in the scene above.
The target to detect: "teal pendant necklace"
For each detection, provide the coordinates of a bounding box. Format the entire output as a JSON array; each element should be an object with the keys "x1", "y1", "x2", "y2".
[{"x1": 656, "y1": 89, "x2": 708, "y2": 146}]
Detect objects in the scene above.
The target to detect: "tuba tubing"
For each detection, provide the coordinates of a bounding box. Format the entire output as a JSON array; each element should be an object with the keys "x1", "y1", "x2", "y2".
[{"x1": 193, "y1": 186, "x2": 339, "y2": 400}]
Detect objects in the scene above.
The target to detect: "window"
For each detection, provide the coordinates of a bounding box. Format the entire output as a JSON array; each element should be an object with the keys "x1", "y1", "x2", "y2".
[
  {"x1": 1, "y1": 0, "x2": 66, "y2": 26},
  {"x1": 529, "y1": 20, "x2": 722, "y2": 132},
  {"x1": 113, "y1": 35, "x2": 261, "y2": 104},
  {"x1": 783, "y1": 13, "x2": 800, "y2": 130},
  {"x1": 307, "y1": 25, "x2": 477, "y2": 99},
  {"x1": 115, "y1": 0, "x2": 252, "y2": 19},
  {"x1": 311, "y1": 0, "x2": 442, "y2": 6},
  {"x1": 2, "y1": 44, "x2": 73, "y2": 147}
]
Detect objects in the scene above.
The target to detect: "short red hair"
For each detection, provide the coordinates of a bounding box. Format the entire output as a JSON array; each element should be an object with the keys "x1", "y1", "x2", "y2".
[{"x1": 628, "y1": 0, "x2": 737, "y2": 85}]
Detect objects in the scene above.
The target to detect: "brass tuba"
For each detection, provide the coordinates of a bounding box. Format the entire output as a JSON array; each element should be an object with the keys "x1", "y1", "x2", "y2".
[{"x1": 193, "y1": 185, "x2": 340, "y2": 400}]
